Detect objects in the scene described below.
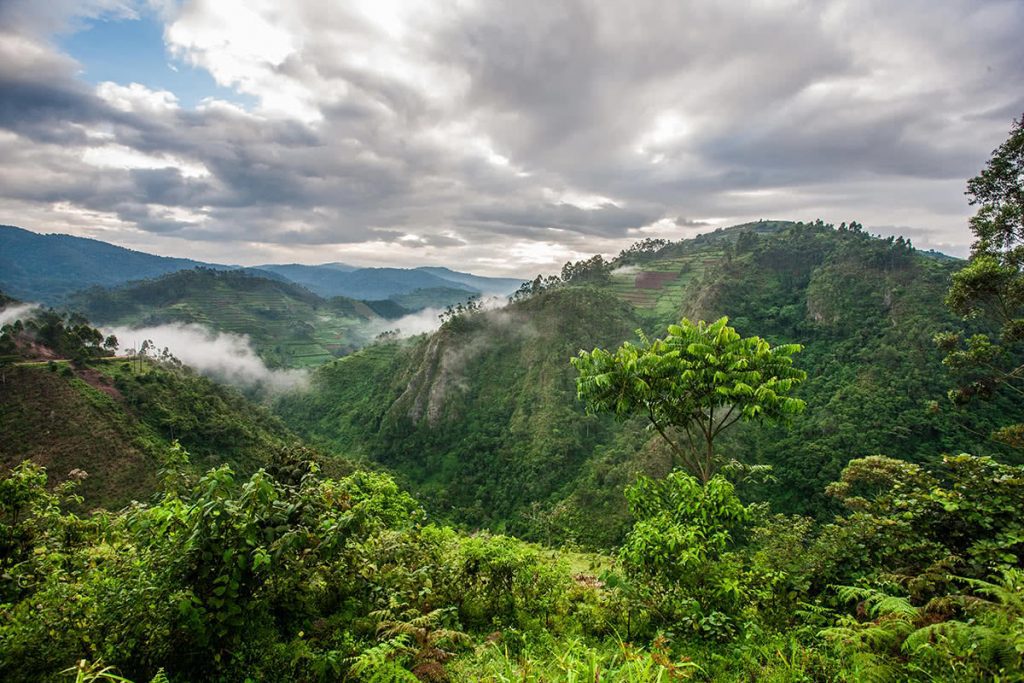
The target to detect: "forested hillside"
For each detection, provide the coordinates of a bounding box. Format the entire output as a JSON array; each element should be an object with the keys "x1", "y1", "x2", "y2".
[
  {"x1": 0, "y1": 305, "x2": 311, "y2": 506},
  {"x1": 68, "y1": 268, "x2": 386, "y2": 368},
  {"x1": 0, "y1": 225, "x2": 221, "y2": 304},
  {"x1": 257, "y1": 262, "x2": 524, "y2": 301},
  {"x1": 276, "y1": 221, "x2": 1018, "y2": 546}
]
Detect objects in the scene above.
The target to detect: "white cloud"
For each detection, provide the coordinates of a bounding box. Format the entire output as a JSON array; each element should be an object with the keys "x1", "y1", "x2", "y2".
[
  {"x1": 105, "y1": 323, "x2": 308, "y2": 391},
  {"x1": 0, "y1": 303, "x2": 39, "y2": 326},
  {"x1": 96, "y1": 81, "x2": 179, "y2": 114},
  {"x1": 81, "y1": 143, "x2": 210, "y2": 178}
]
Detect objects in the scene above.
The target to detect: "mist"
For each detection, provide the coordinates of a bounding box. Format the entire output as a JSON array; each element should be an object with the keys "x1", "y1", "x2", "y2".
[
  {"x1": 611, "y1": 265, "x2": 641, "y2": 277},
  {"x1": 103, "y1": 323, "x2": 308, "y2": 392},
  {"x1": 368, "y1": 295, "x2": 510, "y2": 340},
  {"x1": 0, "y1": 303, "x2": 39, "y2": 326},
  {"x1": 369, "y1": 307, "x2": 446, "y2": 339}
]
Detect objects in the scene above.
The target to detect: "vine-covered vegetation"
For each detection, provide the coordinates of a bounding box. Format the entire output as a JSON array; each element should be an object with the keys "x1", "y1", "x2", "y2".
[{"x1": 2, "y1": 442, "x2": 1022, "y2": 680}]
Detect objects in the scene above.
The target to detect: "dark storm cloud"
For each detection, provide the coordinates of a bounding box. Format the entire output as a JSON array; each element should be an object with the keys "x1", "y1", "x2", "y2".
[{"x1": 463, "y1": 201, "x2": 660, "y2": 237}]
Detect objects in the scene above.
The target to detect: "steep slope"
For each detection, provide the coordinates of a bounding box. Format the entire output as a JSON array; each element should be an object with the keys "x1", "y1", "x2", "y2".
[
  {"x1": 0, "y1": 225, "x2": 222, "y2": 304},
  {"x1": 68, "y1": 268, "x2": 381, "y2": 368},
  {"x1": 0, "y1": 363, "x2": 158, "y2": 507},
  {"x1": 275, "y1": 221, "x2": 1019, "y2": 547},
  {"x1": 0, "y1": 359, "x2": 300, "y2": 508},
  {"x1": 275, "y1": 287, "x2": 644, "y2": 543}
]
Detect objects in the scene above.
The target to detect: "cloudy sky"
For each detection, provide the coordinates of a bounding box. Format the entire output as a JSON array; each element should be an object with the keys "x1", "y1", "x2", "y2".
[{"x1": 1, "y1": 0, "x2": 1021, "y2": 276}]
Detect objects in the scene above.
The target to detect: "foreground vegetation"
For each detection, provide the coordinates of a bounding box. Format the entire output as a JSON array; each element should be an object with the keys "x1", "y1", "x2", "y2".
[{"x1": 2, "y1": 446, "x2": 1022, "y2": 681}]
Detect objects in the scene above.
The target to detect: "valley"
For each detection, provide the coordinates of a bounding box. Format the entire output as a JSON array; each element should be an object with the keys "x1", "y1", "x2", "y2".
[{"x1": 4, "y1": 211, "x2": 1024, "y2": 681}]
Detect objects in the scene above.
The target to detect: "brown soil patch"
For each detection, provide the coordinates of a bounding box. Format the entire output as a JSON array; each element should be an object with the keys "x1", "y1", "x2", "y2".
[
  {"x1": 75, "y1": 366, "x2": 124, "y2": 402},
  {"x1": 635, "y1": 271, "x2": 678, "y2": 290}
]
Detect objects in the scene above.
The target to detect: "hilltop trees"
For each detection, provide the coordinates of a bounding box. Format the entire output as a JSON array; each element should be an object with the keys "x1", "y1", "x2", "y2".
[{"x1": 572, "y1": 317, "x2": 806, "y2": 483}]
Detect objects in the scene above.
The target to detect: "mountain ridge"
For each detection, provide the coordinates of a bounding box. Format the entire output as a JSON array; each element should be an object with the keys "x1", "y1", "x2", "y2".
[{"x1": 0, "y1": 223, "x2": 527, "y2": 307}]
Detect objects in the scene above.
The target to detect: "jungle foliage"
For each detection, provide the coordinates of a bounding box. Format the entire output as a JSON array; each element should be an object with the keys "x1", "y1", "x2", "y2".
[{"x1": 2, "y1": 446, "x2": 1022, "y2": 681}]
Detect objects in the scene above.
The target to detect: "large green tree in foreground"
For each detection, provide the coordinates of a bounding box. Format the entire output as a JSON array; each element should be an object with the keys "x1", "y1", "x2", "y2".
[
  {"x1": 937, "y1": 113, "x2": 1024, "y2": 448},
  {"x1": 572, "y1": 317, "x2": 806, "y2": 483}
]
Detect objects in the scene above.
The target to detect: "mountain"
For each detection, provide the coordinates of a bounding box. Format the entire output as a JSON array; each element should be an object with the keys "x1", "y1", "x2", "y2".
[
  {"x1": 67, "y1": 268, "x2": 382, "y2": 368},
  {"x1": 0, "y1": 225, "x2": 524, "y2": 310},
  {"x1": 388, "y1": 286, "x2": 482, "y2": 311},
  {"x1": 274, "y1": 220, "x2": 1017, "y2": 547},
  {"x1": 0, "y1": 225, "x2": 225, "y2": 304},
  {"x1": 414, "y1": 266, "x2": 526, "y2": 294},
  {"x1": 257, "y1": 262, "x2": 525, "y2": 302}
]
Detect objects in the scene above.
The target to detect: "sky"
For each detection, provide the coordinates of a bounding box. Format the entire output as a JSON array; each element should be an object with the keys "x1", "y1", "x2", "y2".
[{"x1": 0, "y1": 1, "x2": 1021, "y2": 276}]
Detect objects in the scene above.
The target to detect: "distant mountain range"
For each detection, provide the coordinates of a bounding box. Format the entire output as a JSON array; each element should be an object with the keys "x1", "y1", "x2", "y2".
[
  {"x1": 0, "y1": 225, "x2": 226, "y2": 303},
  {"x1": 0, "y1": 225, "x2": 526, "y2": 305},
  {"x1": 255, "y1": 263, "x2": 523, "y2": 300}
]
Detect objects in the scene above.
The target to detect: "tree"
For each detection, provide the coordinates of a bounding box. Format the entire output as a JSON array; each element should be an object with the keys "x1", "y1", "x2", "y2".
[
  {"x1": 560, "y1": 254, "x2": 612, "y2": 285},
  {"x1": 965, "y1": 113, "x2": 1024, "y2": 261},
  {"x1": 618, "y1": 471, "x2": 752, "y2": 633},
  {"x1": 572, "y1": 317, "x2": 806, "y2": 483},
  {"x1": 938, "y1": 114, "x2": 1024, "y2": 447}
]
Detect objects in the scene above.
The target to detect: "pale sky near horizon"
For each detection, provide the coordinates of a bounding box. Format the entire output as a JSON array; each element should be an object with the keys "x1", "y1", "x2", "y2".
[{"x1": 0, "y1": 0, "x2": 1021, "y2": 276}]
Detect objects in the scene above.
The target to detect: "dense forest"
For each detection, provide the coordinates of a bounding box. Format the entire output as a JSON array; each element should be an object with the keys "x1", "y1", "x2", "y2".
[{"x1": 1, "y1": 115, "x2": 1023, "y2": 681}]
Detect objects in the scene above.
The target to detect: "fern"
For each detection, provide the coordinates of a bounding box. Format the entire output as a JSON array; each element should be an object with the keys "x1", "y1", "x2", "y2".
[
  {"x1": 825, "y1": 570, "x2": 1024, "y2": 680},
  {"x1": 346, "y1": 635, "x2": 417, "y2": 682}
]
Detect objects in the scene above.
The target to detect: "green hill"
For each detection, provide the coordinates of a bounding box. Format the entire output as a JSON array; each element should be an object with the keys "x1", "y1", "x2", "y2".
[
  {"x1": 0, "y1": 304, "x2": 348, "y2": 510},
  {"x1": 255, "y1": 262, "x2": 522, "y2": 301},
  {"x1": 275, "y1": 221, "x2": 1018, "y2": 546},
  {"x1": 68, "y1": 268, "x2": 383, "y2": 368},
  {"x1": 0, "y1": 358, "x2": 301, "y2": 508},
  {"x1": 0, "y1": 225, "x2": 224, "y2": 305}
]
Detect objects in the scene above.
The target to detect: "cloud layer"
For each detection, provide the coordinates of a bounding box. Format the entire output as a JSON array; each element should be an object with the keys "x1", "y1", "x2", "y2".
[
  {"x1": 1, "y1": 0, "x2": 1022, "y2": 273},
  {"x1": 0, "y1": 303, "x2": 40, "y2": 327}
]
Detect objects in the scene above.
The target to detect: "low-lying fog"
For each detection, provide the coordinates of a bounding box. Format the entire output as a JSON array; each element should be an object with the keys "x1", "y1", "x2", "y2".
[{"x1": 103, "y1": 323, "x2": 308, "y2": 392}]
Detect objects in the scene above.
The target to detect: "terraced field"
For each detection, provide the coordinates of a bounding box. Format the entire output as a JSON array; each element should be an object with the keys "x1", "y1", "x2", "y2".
[{"x1": 607, "y1": 249, "x2": 723, "y2": 319}]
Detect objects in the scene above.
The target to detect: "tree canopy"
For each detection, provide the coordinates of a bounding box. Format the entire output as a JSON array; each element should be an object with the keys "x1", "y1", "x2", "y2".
[
  {"x1": 939, "y1": 114, "x2": 1024, "y2": 448},
  {"x1": 572, "y1": 317, "x2": 806, "y2": 483}
]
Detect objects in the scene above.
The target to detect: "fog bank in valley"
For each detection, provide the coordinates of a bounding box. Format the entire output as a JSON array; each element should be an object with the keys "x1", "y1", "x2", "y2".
[
  {"x1": 0, "y1": 303, "x2": 39, "y2": 327},
  {"x1": 104, "y1": 323, "x2": 308, "y2": 392}
]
